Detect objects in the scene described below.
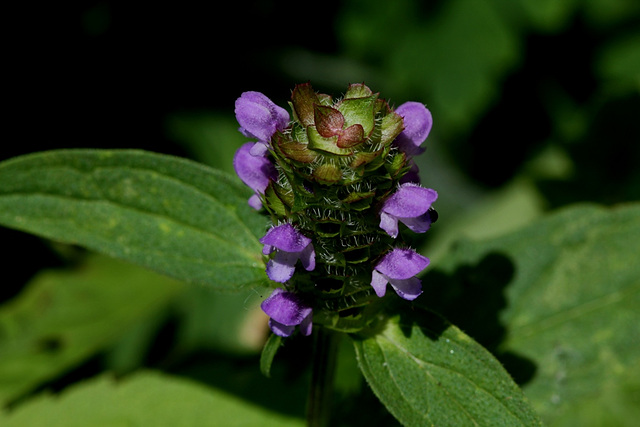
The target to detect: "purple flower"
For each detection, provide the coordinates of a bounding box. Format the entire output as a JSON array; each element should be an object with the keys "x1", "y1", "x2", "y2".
[
  {"x1": 261, "y1": 288, "x2": 312, "y2": 337},
  {"x1": 233, "y1": 142, "x2": 278, "y2": 209},
  {"x1": 379, "y1": 183, "x2": 438, "y2": 238},
  {"x1": 235, "y1": 91, "x2": 290, "y2": 144},
  {"x1": 260, "y1": 223, "x2": 316, "y2": 283},
  {"x1": 393, "y1": 102, "x2": 432, "y2": 156},
  {"x1": 371, "y1": 248, "x2": 430, "y2": 300}
]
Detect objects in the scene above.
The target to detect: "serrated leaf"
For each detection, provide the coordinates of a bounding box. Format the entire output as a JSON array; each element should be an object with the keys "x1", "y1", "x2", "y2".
[
  {"x1": 0, "y1": 149, "x2": 268, "y2": 290},
  {"x1": 0, "y1": 254, "x2": 183, "y2": 405},
  {"x1": 0, "y1": 371, "x2": 304, "y2": 427},
  {"x1": 424, "y1": 203, "x2": 640, "y2": 425},
  {"x1": 352, "y1": 308, "x2": 542, "y2": 426}
]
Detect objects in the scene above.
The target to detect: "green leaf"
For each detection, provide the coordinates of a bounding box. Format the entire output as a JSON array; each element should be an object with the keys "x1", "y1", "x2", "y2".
[
  {"x1": 424, "y1": 203, "x2": 640, "y2": 424},
  {"x1": 352, "y1": 308, "x2": 542, "y2": 426},
  {"x1": 0, "y1": 371, "x2": 304, "y2": 427},
  {"x1": 0, "y1": 149, "x2": 268, "y2": 290},
  {"x1": 0, "y1": 254, "x2": 183, "y2": 405},
  {"x1": 260, "y1": 334, "x2": 283, "y2": 378}
]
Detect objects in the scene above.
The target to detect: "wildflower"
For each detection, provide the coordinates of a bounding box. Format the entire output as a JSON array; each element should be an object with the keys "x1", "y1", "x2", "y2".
[
  {"x1": 393, "y1": 102, "x2": 432, "y2": 156},
  {"x1": 234, "y1": 83, "x2": 439, "y2": 335},
  {"x1": 261, "y1": 288, "x2": 313, "y2": 337},
  {"x1": 233, "y1": 142, "x2": 277, "y2": 209},
  {"x1": 370, "y1": 248, "x2": 430, "y2": 300},
  {"x1": 260, "y1": 223, "x2": 316, "y2": 283},
  {"x1": 379, "y1": 183, "x2": 438, "y2": 238},
  {"x1": 235, "y1": 91, "x2": 289, "y2": 154}
]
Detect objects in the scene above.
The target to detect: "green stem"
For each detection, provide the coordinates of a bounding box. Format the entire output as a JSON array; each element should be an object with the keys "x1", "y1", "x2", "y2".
[{"x1": 306, "y1": 327, "x2": 340, "y2": 427}]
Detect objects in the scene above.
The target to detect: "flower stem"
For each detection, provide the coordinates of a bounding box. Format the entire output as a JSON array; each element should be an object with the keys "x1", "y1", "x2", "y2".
[{"x1": 306, "y1": 327, "x2": 340, "y2": 427}]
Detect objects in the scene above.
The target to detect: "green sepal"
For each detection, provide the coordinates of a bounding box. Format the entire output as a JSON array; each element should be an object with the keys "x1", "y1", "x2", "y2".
[
  {"x1": 380, "y1": 110, "x2": 404, "y2": 146},
  {"x1": 291, "y1": 83, "x2": 318, "y2": 127},
  {"x1": 344, "y1": 83, "x2": 374, "y2": 99},
  {"x1": 312, "y1": 163, "x2": 343, "y2": 184},
  {"x1": 316, "y1": 93, "x2": 333, "y2": 106},
  {"x1": 341, "y1": 190, "x2": 375, "y2": 210},
  {"x1": 275, "y1": 138, "x2": 318, "y2": 164},
  {"x1": 349, "y1": 147, "x2": 385, "y2": 169},
  {"x1": 337, "y1": 96, "x2": 378, "y2": 137},
  {"x1": 385, "y1": 151, "x2": 409, "y2": 178},
  {"x1": 307, "y1": 126, "x2": 353, "y2": 156},
  {"x1": 264, "y1": 182, "x2": 289, "y2": 217},
  {"x1": 341, "y1": 244, "x2": 371, "y2": 264},
  {"x1": 313, "y1": 220, "x2": 343, "y2": 238}
]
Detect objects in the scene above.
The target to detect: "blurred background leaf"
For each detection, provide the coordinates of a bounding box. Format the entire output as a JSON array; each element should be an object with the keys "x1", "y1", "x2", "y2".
[
  {"x1": 0, "y1": 253, "x2": 183, "y2": 406},
  {"x1": 0, "y1": 150, "x2": 269, "y2": 290},
  {"x1": 0, "y1": 371, "x2": 305, "y2": 427}
]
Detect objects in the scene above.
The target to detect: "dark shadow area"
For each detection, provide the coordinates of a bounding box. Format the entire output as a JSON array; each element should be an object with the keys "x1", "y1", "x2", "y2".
[
  {"x1": 166, "y1": 335, "x2": 312, "y2": 420},
  {"x1": 417, "y1": 251, "x2": 537, "y2": 385},
  {"x1": 0, "y1": 228, "x2": 82, "y2": 304},
  {"x1": 333, "y1": 380, "x2": 402, "y2": 427},
  {"x1": 457, "y1": 15, "x2": 599, "y2": 189},
  {"x1": 537, "y1": 92, "x2": 640, "y2": 207}
]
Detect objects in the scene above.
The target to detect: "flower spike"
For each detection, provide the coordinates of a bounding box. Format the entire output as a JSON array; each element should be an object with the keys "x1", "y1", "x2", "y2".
[{"x1": 233, "y1": 82, "x2": 438, "y2": 336}]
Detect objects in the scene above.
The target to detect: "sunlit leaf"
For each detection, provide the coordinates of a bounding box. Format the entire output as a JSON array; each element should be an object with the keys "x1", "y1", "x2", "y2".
[
  {"x1": 352, "y1": 308, "x2": 542, "y2": 426},
  {"x1": 0, "y1": 149, "x2": 268, "y2": 290}
]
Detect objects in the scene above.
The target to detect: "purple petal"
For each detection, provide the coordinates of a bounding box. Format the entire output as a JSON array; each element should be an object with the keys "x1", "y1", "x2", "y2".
[
  {"x1": 370, "y1": 270, "x2": 389, "y2": 298},
  {"x1": 233, "y1": 142, "x2": 277, "y2": 193},
  {"x1": 249, "y1": 141, "x2": 269, "y2": 157},
  {"x1": 382, "y1": 184, "x2": 438, "y2": 218},
  {"x1": 268, "y1": 319, "x2": 296, "y2": 337},
  {"x1": 260, "y1": 223, "x2": 312, "y2": 253},
  {"x1": 248, "y1": 193, "x2": 263, "y2": 210},
  {"x1": 379, "y1": 212, "x2": 399, "y2": 239},
  {"x1": 389, "y1": 276, "x2": 423, "y2": 301},
  {"x1": 265, "y1": 251, "x2": 298, "y2": 283},
  {"x1": 398, "y1": 213, "x2": 432, "y2": 233},
  {"x1": 394, "y1": 102, "x2": 432, "y2": 156},
  {"x1": 262, "y1": 244, "x2": 274, "y2": 256},
  {"x1": 235, "y1": 91, "x2": 290, "y2": 142},
  {"x1": 261, "y1": 288, "x2": 312, "y2": 326},
  {"x1": 299, "y1": 243, "x2": 316, "y2": 272},
  {"x1": 375, "y1": 248, "x2": 430, "y2": 280},
  {"x1": 298, "y1": 312, "x2": 313, "y2": 336}
]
